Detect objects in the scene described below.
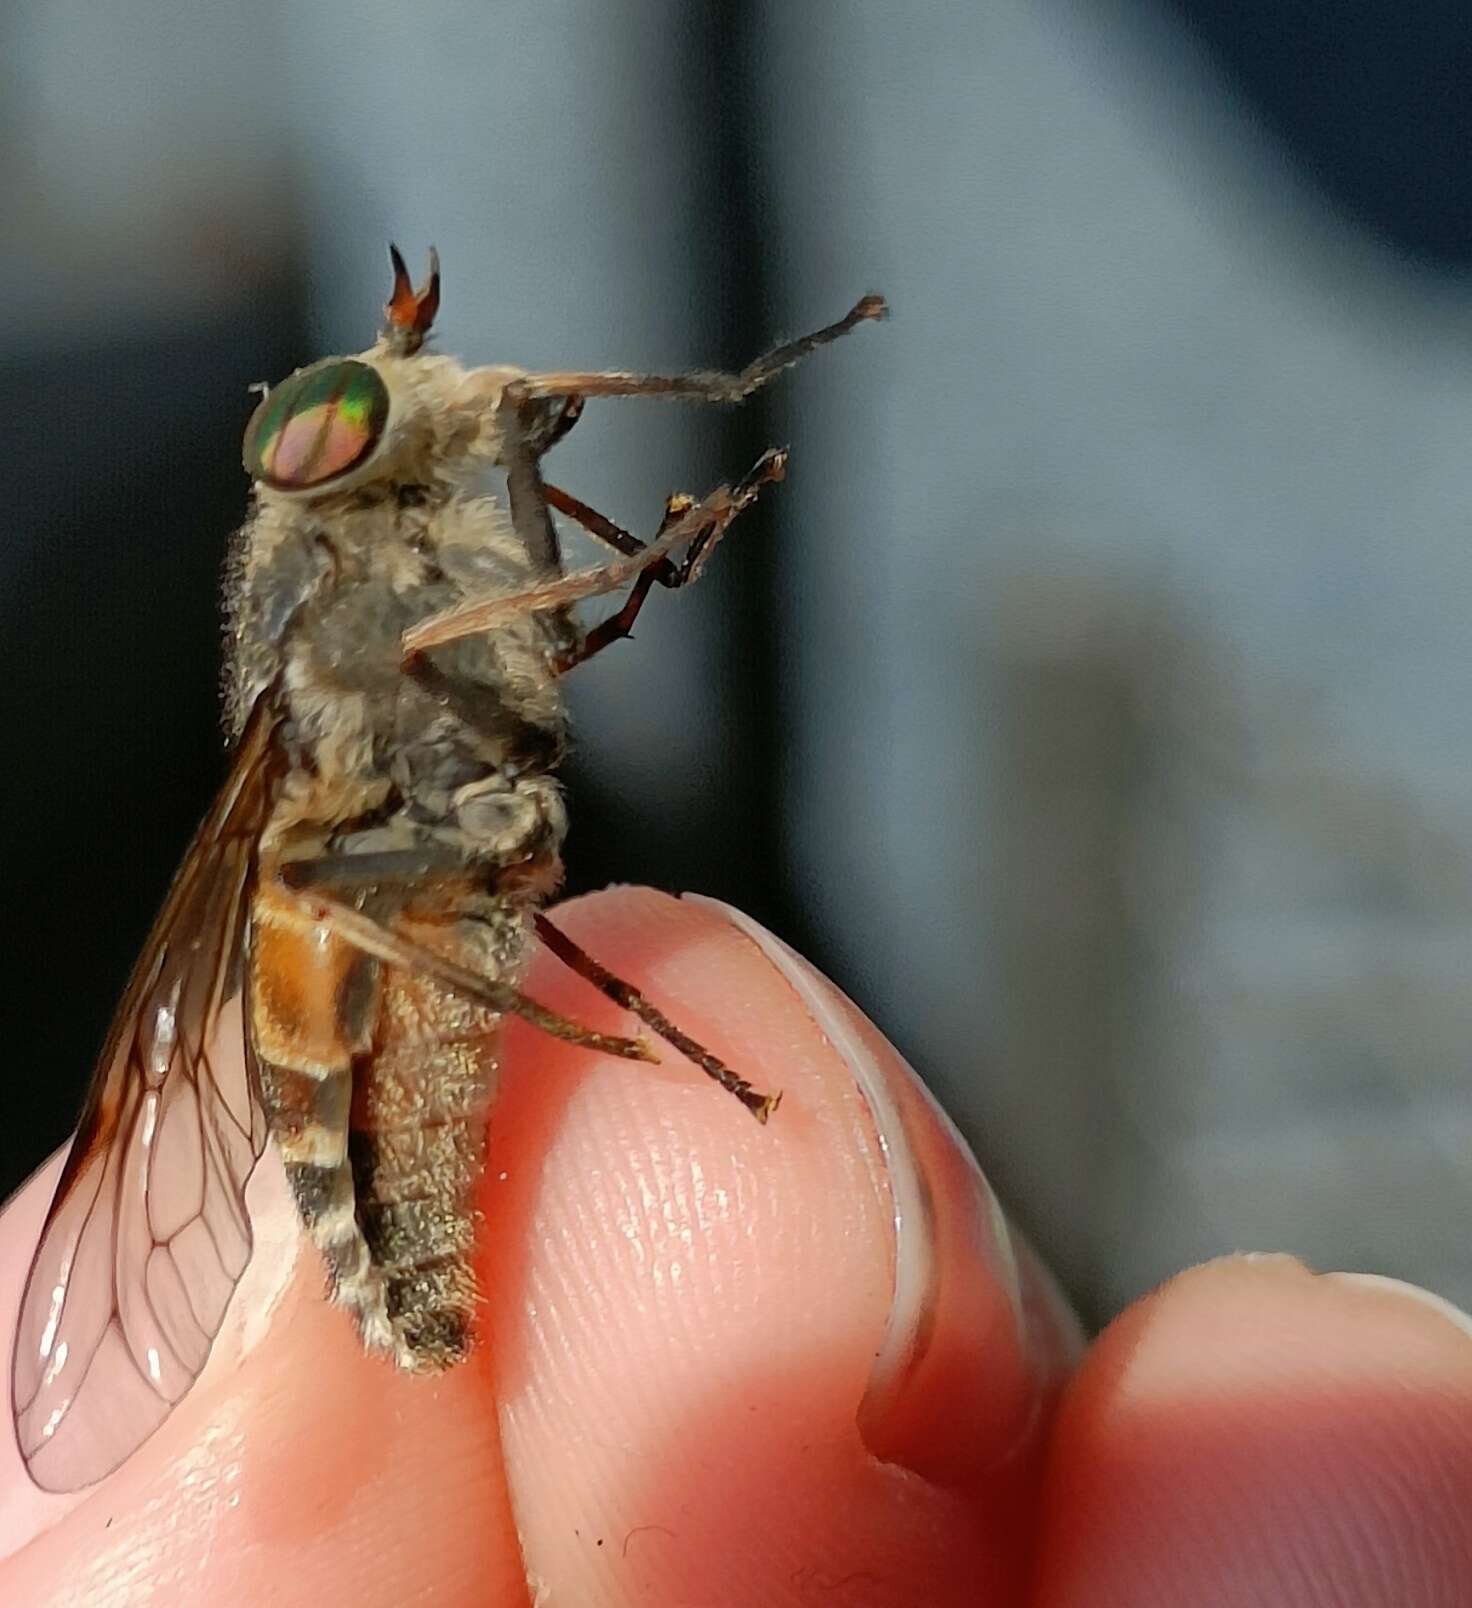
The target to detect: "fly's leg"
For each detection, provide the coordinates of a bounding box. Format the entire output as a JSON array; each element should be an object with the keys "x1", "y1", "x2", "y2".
[
  {"x1": 483, "y1": 359, "x2": 584, "y2": 582},
  {"x1": 557, "y1": 564, "x2": 659, "y2": 672},
  {"x1": 504, "y1": 294, "x2": 887, "y2": 409},
  {"x1": 544, "y1": 448, "x2": 788, "y2": 673},
  {"x1": 402, "y1": 450, "x2": 789, "y2": 659},
  {"x1": 498, "y1": 383, "x2": 566, "y2": 579},
  {"x1": 455, "y1": 382, "x2": 585, "y2": 664},
  {"x1": 538, "y1": 393, "x2": 584, "y2": 454},
  {"x1": 534, "y1": 913, "x2": 779, "y2": 1122},
  {"x1": 407, "y1": 296, "x2": 886, "y2": 663},
  {"x1": 276, "y1": 859, "x2": 777, "y2": 1121},
  {"x1": 272, "y1": 872, "x2": 656, "y2": 1063},
  {"x1": 545, "y1": 484, "x2": 696, "y2": 581},
  {"x1": 469, "y1": 295, "x2": 884, "y2": 641}
]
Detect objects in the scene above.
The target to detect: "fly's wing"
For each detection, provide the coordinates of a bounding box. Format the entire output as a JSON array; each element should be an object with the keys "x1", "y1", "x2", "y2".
[{"x1": 10, "y1": 700, "x2": 283, "y2": 1491}]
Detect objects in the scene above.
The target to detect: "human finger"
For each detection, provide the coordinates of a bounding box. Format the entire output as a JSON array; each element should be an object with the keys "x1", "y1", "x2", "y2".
[
  {"x1": 0, "y1": 1053, "x2": 527, "y2": 1602},
  {"x1": 0, "y1": 887, "x2": 1082, "y2": 1606},
  {"x1": 487, "y1": 887, "x2": 1082, "y2": 1605},
  {"x1": 1034, "y1": 1253, "x2": 1472, "y2": 1607}
]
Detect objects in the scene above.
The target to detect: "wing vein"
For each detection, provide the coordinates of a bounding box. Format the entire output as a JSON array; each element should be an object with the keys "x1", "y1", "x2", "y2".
[{"x1": 10, "y1": 695, "x2": 284, "y2": 1491}]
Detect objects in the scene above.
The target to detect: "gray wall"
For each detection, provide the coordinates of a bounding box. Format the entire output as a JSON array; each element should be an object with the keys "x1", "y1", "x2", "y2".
[{"x1": 767, "y1": 1, "x2": 1472, "y2": 1316}]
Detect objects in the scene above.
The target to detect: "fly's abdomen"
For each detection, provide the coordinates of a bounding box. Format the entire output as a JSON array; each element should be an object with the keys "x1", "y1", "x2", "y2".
[
  {"x1": 348, "y1": 908, "x2": 513, "y2": 1369},
  {"x1": 251, "y1": 883, "x2": 517, "y2": 1369},
  {"x1": 250, "y1": 881, "x2": 397, "y2": 1355}
]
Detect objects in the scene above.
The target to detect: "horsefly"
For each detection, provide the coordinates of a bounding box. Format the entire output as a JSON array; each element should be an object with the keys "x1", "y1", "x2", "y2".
[{"x1": 9, "y1": 247, "x2": 887, "y2": 1491}]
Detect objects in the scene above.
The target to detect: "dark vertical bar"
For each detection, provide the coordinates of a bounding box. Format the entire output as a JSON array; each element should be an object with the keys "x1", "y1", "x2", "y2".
[
  {"x1": 0, "y1": 265, "x2": 312, "y2": 1201},
  {"x1": 695, "y1": 0, "x2": 791, "y2": 933},
  {"x1": 559, "y1": 0, "x2": 794, "y2": 932}
]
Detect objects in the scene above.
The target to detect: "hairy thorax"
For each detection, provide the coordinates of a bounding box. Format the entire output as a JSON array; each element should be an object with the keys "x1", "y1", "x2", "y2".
[{"x1": 226, "y1": 480, "x2": 570, "y2": 874}]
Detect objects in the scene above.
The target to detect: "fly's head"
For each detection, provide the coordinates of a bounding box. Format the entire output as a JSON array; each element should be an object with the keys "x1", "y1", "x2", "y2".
[{"x1": 241, "y1": 246, "x2": 535, "y2": 507}]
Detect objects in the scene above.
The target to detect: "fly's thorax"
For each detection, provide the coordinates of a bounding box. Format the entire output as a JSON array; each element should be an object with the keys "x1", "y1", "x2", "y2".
[{"x1": 227, "y1": 465, "x2": 569, "y2": 801}]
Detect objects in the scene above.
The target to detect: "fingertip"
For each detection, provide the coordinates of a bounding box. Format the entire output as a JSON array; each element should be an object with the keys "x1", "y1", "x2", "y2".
[
  {"x1": 1037, "y1": 1254, "x2": 1472, "y2": 1607},
  {"x1": 0, "y1": 1151, "x2": 71, "y2": 1554},
  {"x1": 690, "y1": 896, "x2": 1058, "y2": 1482},
  {"x1": 0, "y1": 1147, "x2": 527, "y2": 1604},
  {"x1": 488, "y1": 887, "x2": 1071, "y2": 1604}
]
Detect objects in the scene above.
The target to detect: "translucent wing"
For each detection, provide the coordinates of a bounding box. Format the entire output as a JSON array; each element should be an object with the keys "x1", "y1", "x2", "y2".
[{"x1": 11, "y1": 701, "x2": 282, "y2": 1491}]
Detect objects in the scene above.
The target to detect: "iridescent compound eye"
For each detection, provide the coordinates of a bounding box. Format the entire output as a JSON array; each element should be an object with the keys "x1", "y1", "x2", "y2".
[{"x1": 243, "y1": 359, "x2": 391, "y2": 491}]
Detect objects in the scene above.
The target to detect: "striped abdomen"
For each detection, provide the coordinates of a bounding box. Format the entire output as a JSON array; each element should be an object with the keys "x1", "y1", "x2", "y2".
[{"x1": 249, "y1": 880, "x2": 519, "y2": 1368}]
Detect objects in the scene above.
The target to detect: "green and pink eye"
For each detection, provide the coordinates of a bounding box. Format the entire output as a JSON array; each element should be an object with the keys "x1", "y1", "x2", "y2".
[{"x1": 243, "y1": 359, "x2": 390, "y2": 491}]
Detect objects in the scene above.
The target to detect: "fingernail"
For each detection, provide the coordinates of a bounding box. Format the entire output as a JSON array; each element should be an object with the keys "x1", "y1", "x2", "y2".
[
  {"x1": 1325, "y1": 1273, "x2": 1472, "y2": 1343},
  {"x1": 685, "y1": 896, "x2": 1041, "y2": 1483}
]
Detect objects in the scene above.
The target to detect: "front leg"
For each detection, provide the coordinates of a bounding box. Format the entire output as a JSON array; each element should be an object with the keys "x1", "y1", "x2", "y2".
[
  {"x1": 402, "y1": 449, "x2": 789, "y2": 659},
  {"x1": 504, "y1": 294, "x2": 887, "y2": 408},
  {"x1": 497, "y1": 383, "x2": 566, "y2": 577},
  {"x1": 549, "y1": 448, "x2": 788, "y2": 673},
  {"x1": 459, "y1": 294, "x2": 884, "y2": 625}
]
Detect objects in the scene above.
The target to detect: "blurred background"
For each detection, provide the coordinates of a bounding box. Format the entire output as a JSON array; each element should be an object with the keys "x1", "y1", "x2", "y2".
[{"x1": 4, "y1": 0, "x2": 1472, "y2": 1330}]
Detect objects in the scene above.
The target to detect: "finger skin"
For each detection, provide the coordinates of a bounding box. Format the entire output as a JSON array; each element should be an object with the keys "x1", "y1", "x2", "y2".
[
  {"x1": 487, "y1": 888, "x2": 1063, "y2": 1606},
  {"x1": 0, "y1": 888, "x2": 1065, "y2": 1605},
  {"x1": 1034, "y1": 1254, "x2": 1472, "y2": 1608},
  {"x1": 0, "y1": 1153, "x2": 531, "y2": 1607}
]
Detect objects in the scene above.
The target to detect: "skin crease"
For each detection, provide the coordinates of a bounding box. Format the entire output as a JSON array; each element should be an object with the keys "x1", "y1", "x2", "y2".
[{"x1": 0, "y1": 888, "x2": 1466, "y2": 1605}]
